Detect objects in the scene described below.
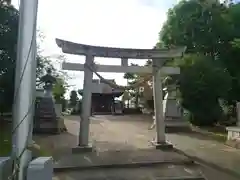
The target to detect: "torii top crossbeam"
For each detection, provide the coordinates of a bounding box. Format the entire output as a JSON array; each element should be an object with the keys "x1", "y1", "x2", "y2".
[{"x1": 56, "y1": 38, "x2": 186, "y2": 59}]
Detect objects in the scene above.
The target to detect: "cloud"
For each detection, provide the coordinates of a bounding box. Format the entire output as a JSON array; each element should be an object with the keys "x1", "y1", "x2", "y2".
[
  {"x1": 11, "y1": 0, "x2": 172, "y2": 97},
  {"x1": 137, "y1": 0, "x2": 179, "y2": 9}
]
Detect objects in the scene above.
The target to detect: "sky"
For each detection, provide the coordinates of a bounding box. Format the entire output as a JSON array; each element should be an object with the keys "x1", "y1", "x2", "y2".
[{"x1": 11, "y1": 0, "x2": 180, "y2": 96}]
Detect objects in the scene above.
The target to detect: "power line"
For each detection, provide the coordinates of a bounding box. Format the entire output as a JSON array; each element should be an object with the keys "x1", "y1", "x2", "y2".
[
  {"x1": 12, "y1": 21, "x2": 36, "y2": 105},
  {"x1": 11, "y1": 99, "x2": 35, "y2": 134}
]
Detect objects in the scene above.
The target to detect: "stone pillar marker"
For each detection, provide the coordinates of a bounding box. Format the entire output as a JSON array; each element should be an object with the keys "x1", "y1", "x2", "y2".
[
  {"x1": 164, "y1": 84, "x2": 182, "y2": 120},
  {"x1": 226, "y1": 102, "x2": 240, "y2": 149},
  {"x1": 237, "y1": 102, "x2": 240, "y2": 126}
]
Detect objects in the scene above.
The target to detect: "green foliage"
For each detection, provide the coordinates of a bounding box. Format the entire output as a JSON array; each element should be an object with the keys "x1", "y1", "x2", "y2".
[
  {"x1": 69, "y1": 90, "x2": 78, "y2": 107},
  {"x1": 0, "y1": 4, "x2": 68, "y2": 113},
  {"x1": 178, "y1": 54, "x2": 231, "y2": 126},
  {"x1": 0, "y1": 3, "x2": 18, "y2": 112},
  {"x1": 0, "y1": 0, "x2": 11, "y2": 5},
  {"x1": 0, "y1": 121, "x2": 11, "y2": 156},
  {"x1": 53, "y1": 78, "x2": 67, "y2": 103},
  {"x1": 159, "y1": 0, "x2": 240, "y2": 126},
  {"x1": 231, "y1": 38, "x2": 240, "y2": 48},
  {"x1": 160, "y1": 0, "x2": 233, "y2": 56},
  {"x1": 123, "y1": 73, "x2": 136, "y2": 80},
  {"x1": 123, "y1": 64, "x2": 139, "y2": 81}
]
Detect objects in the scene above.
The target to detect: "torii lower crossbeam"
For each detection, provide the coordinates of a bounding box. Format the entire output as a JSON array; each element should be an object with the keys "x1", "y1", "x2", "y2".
[{"x1": 62, "y1": 62, "x2": 180, "y2": 74}]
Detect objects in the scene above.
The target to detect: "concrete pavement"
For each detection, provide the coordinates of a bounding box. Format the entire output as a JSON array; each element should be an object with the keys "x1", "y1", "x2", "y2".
[{"x1": 35, "y1": 115, "x2": 240, "y2": 180}]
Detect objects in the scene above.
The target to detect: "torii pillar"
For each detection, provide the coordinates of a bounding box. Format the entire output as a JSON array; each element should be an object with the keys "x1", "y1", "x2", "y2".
[
  {"x1": 78, "y1": 54, "x2": 94, "y2": 148},
  {"x1": 152, "y1": 59, "x2": 172, "y2": 149}
]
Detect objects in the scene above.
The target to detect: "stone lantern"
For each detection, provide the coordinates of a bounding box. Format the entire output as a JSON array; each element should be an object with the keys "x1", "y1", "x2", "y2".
[{"x1": 34, "y1": 69, "x2": 66, "y2": 134}]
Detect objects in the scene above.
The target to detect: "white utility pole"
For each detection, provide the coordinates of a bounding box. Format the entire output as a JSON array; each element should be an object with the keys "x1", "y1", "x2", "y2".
[{"x1": 12, "y1": 0, "x2": 38, "y2": 180}]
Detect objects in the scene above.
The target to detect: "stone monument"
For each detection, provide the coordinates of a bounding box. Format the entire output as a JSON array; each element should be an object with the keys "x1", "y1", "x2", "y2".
[
  {"x1": 226, "y1": 102, "x2": 240, "y2": 149},
  {"x1": 163, "y1": 85, "x2": 181, "y2": 120},
  {"x1": 33, "y1": 69, "x2": 66, "y2": 134},
  {"x1": 150, "y1": 84, "x2": 188, "y2": 131},
  {"x1": 163, "y1": 84, "x2": 189, "y2": 131}
]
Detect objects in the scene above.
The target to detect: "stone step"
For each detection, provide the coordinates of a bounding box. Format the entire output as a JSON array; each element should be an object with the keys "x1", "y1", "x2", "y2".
[
  {"x1": 36, "y1": 116, "x2": 56, "y2": 119},
  {"x1": 37, "y1": 103, "x2": 54, "y2": 106},
  {"x1": 53, "y1": 149, "x2": 206, "y2": 180},
  {"x1": 37, "y1": 109, "x2": 55, "y2": 113},
  {"x1": 37, "y1": 101, "x2": 55, "y2": 105},
  {"x1": 37, "y1": 111, "x2": 55, "y2": 115},
  {"x1": 37, "y1": 113, "x2": 55, "y2": 116},
  {"x1": 54, "y1": 149, "x2": 193, "y2": 169},
  {"x1": 38, "y1": 108, "x2": 55, "y2": 111},
  {"x1": 37, "y1": 109, "x2": 55, "y2": 112},
  {"x1": 37, "y1": 118, "x2": 55, "y2": 121},
  {"x1": 37, "y1": 112, "x2": 55, "y2": 115},
  {"x1": 37, "y1": 107, "x2": 55, "y2": 110},
  {"x1": 37, "y1": 108, "x2": 55, "y2": 111},
  {"x1": 37, "y1": 100, "x2": 54, "y2": 103},
  {"x1": 54, "y1": 164, "x2": 205, "y2": 180}
]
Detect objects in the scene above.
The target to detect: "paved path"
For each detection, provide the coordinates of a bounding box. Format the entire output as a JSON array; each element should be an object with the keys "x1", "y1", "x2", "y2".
[
  {"x1": 90, "y1": 115, "x2": 240, "y2": 178},
  {"x1": 167, "y1": 132, "x2": 240, "y2": 177},
  {"x1": 36, "y1": 115, "x2": 240, "y2": 180}
]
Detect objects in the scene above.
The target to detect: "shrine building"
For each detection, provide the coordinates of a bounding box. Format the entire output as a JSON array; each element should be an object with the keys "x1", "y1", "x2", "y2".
[{"x1": 78, "y1": 79, "x2": 124, "y2": 114}]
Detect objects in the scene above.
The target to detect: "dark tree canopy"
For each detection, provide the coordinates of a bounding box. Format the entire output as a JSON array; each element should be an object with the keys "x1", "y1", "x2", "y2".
[
  {"x1": 0, "y1": 3, "x2": 68, "y2": 113},
  {"x1": 160, "y1": 0, "x2": 232, "y2": 57},
  {"x1": 158, "y1": 0, "x2": 240, "y2": 125},
  {"x1": 0, "y1": 3, "x2": 18, "y2": 112}
]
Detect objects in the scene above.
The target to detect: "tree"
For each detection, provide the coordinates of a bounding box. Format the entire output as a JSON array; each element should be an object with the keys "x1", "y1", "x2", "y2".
[
  {"x1": 123, "y1": 72, "x2": 136, "y2": 81},
  {"x1": 69, "y1": 90, "x2": 78, "y2": 108},
  {"x1": 178, "y1": 54, "x2": 231, "y2": 126},
  {"x1": 123, "y1": 67, "x2": 138, "y2": 108},
  {"x1": 0, "y1": 3, "x2": 18, "y2": 112},
  {"x1": 53, "y1": 78, "x2": 67, "y2": 103},
  {"x1": 160, "y1": 0, "x2": 232, "y2": 57},
  {"x1": 220, "y1": 3, "x2": 240, "y2": 104},
  {"x1": 158, "y1": 0, "x2": 239, "y2": 125},
  {"x1": 0, "y1": 0, "x2": 11, "y2": 5},
  {"x1": 0, "y1": 3, "x2": 68, "y2": 113}
]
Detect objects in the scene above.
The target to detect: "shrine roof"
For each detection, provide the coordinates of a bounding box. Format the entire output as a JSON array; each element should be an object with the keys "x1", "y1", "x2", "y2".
[
  {"x1": 78, "y1": 91, "x2": 124, "y2": 97},
  {"x1": 92, "y1": 79, "x2": 116, "y2": 84}
]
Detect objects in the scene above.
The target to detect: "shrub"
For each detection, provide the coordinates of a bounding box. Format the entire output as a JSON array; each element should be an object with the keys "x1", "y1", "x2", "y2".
[{"x1": 178, "y1": 54, "x2": 232, "y2": 126}]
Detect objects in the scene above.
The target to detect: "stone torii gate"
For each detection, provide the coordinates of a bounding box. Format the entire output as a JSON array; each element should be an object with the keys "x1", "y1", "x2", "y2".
[{"x1": 56, "y1": 38, "x2": 186, "y2": 150}]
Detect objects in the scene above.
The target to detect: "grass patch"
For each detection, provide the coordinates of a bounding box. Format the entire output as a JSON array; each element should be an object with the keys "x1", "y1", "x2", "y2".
[
  {"x1": 204, "y1": 127, "x2": 227, "y2": 142},
  {"x1": 0, "y1": 120, "x2": 12, "y2": 156},
  {"x1": 191, "y1": 124, "x2": 228, "y2": 142},
  {"x1": 0, "y1": 120, "x2": 51, "y2": 157}
]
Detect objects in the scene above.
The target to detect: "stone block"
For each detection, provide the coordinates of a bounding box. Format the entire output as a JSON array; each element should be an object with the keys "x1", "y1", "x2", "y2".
[
  {"x1": 151, "y1": 141, "x2": 173, "y2": 150},
  {"x1": 0, "y1": 157, "x2": 12, "y2": 180},
  {"x1": 72, "y1": 144, "x2": 93, "y2": 154},
  {"x1": 226, "y1": 126, "x2": 240, "y2": 149},
  {"x1": 27, "y1": 157, "x2": 53, "y2": 180},
  {"x1": 34, "y1": 97, "x2": 66, "y2": 134}
]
